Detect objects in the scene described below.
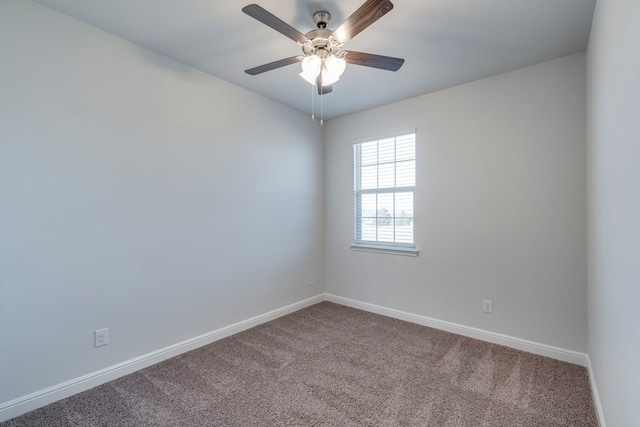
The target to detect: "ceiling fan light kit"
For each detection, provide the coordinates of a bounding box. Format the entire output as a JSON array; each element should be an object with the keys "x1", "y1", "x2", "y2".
[
  {"x1": 300, "y1": 53, "x2": 347, "y2": 86},
  {"x1": 242, "y1": 0, "x2": 405, "y2": 99}
]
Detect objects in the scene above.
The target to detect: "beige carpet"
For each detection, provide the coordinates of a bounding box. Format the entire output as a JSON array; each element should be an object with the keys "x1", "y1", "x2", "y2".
[{"x1": 2, "y1": 302, "x2": 597, "y2": 426}]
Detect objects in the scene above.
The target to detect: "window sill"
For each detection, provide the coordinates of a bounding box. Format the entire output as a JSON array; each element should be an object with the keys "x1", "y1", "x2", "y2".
[{"x1": 350, "y1": 244, "x2": 419, "y2": 257}]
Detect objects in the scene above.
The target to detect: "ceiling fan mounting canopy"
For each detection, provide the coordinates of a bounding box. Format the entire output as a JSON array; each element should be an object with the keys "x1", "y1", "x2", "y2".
[
  {"x1": 242, "y1": 0, "x2": 404, "y2": 95},
  {"x1": 312, "y1": 11, "x2": 331, "y2": 29}
]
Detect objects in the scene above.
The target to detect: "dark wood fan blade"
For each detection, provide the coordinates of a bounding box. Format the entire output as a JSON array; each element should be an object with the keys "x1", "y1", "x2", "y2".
[
  {"x1": 316, "y1": 74, "x2": 333, "y2": 95},
  {"x1": 242, "y1": 4, "x2": 309, "y2": 43},
  {"x1": 318, "y1": 83, "x2": 333, "y2": 95},
  {"x1": 343, "y1": 51, "x2": 404, "y2": 71},
  {"x1": 245, "y1": 56, "x2": 302, "y2": 75},
  {"x1": 332, "y1": 0, "x2": 394, "y2": 44}
]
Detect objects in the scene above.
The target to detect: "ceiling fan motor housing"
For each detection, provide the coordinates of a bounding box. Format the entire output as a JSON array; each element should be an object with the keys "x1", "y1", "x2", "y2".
[{"x1": 301, "y1": 28, "x2": 339, "y2": 58}]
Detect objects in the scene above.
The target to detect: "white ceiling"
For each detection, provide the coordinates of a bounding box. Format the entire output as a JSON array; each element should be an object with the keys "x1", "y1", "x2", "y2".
[{"x1": 32, "y1": 0, "x2": 595, "y2": 120}]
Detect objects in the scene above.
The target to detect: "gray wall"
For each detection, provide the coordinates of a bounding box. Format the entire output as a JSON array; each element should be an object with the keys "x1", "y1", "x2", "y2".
[
  {"x1": 0, "y1": 0, "x2": 324, "y2": 406},
  {"x1": 324, "y1": 53, "x2": 588, "y2": 352},
  {"x1": 587, "y1": 0, "x2": 640, "y2": 425}
]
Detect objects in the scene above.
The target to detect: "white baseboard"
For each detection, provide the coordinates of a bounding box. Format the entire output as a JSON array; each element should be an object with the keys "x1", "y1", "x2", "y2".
[
  {"x1": 324, "y1": 294, "x2": 588, "y2": 366},
  {"x1": 586, "y1": 355, "x2": 606, "y2": 427},
  {"x1": 0, "y1": 294, "x2": 324, "y2": 423}
]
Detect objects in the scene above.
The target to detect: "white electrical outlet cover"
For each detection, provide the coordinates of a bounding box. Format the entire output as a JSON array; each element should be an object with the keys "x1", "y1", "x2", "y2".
[
  {"x1": 95, "y1": 328, "x2": 109, "y2": 347},
  {"x1": 483, "y1": 300, "x2": 493, "y2": 314}
]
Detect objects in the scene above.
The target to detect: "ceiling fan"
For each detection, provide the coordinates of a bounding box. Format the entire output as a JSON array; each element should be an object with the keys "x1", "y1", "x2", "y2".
[{"x1": 242, "y1": 0, "x2": 404, "y2": 95}]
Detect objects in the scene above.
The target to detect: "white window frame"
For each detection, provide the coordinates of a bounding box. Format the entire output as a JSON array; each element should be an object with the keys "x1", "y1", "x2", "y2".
[{"x1": 351, "y1": 130, "x2": 418, "y2": 256}]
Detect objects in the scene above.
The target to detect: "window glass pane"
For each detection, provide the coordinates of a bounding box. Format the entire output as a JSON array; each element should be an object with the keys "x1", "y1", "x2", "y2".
[
  {"x1": 396, "y1": 135, "x2": 415, "y2": 161},
  {"x1": 377, "y1": 217, "x2": 394, "y2": 242},
  {"x1": 395, "y1": 192, "x2": 413, "y2": 218},
  {"x1": 395, "y1": 218, "x2": 414, "y2": 243},
  {"x1": 362, "y1": 218, "x2": 376, "y2": 241},
  {"x1": 361, "y1": 194, "x2": 376, "y2": 217},
  {"x1": 361, "y1": 164, "x2": 377, "y2": 189},
  {"x1": 360, "y1": 141, "x2": 377, "y2": 166},
  {"x1": 396, "y1": 160, "x2": 415, "y2": 187},
  {"x1": 378, "y1": 163, "x2": 395, "y2": 188},
  {"x1": 378, "y1": 138, "x2": 395, "y2": 163},
  {"x1": 377, "y1": 193, "x2": 393, "y2": 223}
]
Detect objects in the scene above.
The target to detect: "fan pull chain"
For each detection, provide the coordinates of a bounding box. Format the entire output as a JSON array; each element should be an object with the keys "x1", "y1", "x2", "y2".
[
  {"x1": 310, "y1": 81, "x2": 315, "y2": 122},
  {"x1": 320, "y1": 85, "x2": 324, "y2": 127}
]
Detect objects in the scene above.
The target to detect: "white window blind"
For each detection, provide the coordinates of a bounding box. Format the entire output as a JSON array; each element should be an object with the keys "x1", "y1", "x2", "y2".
[{"x1": 353, "y1": 132, "x2": 417, "y2": 254}]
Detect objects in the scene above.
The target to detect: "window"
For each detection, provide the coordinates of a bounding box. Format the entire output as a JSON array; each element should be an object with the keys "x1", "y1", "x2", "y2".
[{"x1": 352, "y1": 131, "x2": 418, "y2": 256}]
